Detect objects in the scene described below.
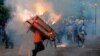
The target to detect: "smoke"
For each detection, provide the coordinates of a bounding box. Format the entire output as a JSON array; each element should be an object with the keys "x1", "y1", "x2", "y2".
[
  {"x1": 4, "y1": 0, "x2": 61, "y2": 55},
  {"x1": 4, "y1": 0, "x2": 42, "y2": 55},
  {"x1": 3, "y1": 0, "x2": 83, "y2": 51},
  {"x1": 4, "y1": 0, "x2": 100, "y2": 55}
]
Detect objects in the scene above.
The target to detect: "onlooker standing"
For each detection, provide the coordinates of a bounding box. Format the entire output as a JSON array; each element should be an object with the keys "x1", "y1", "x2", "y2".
[
  {"x1": 77, "y1": 23, "x2": 87, "y2": 47},
  {"x1": 66, "y1": 25, "x2": 73, "y2": 43}
]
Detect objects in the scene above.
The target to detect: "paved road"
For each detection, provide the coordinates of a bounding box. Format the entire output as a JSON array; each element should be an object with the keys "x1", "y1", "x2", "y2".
[
  {"x1": 37, "y1": 47, "x2": 100, "y2": 56},
  {"x1": 0, "y1": 45, "x2": 100, "y2": 56},
  {"x1": 0, "y1": 36, "x2": 100, "y2": 56}
]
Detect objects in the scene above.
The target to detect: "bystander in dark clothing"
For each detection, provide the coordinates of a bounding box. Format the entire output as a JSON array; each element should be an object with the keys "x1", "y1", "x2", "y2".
[
  {"x1": 0, "y1": 20, "x2": 13, "y2": 49},
  {"x1": 66, "y1": 25, "x2": 73, "y2": 43},
  {"x1": 77, "y1": 24, "x2": 87, "y2": 47}
]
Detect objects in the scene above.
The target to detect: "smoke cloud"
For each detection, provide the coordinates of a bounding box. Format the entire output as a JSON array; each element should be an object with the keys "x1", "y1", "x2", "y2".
[
  {"x1": 4, "y1": 0, "x2": 61, "y2": 55},
  {"x1": 4, "y1": 0, "x2": 100, "y2": 55}
]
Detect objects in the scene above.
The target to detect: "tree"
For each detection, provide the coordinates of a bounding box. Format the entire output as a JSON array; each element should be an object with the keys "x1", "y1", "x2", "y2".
[
  {"x1": 0, "y1": 0, "x2": 12, "y2": 48},
  {"x1": 0, "y1": 0, "x2": 10, "y2": 27},
  {"x1": 0, "y1": 0, "x2": 4, "y2": 5}
]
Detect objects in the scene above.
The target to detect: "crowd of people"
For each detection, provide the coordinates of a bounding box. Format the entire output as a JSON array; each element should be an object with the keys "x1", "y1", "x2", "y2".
[
  {"x1": 57, "y1": 19, "x2": 87, "y2": 47},
  {"x1": 0, "y1": 16, "x2": 87, "y2": 56}
]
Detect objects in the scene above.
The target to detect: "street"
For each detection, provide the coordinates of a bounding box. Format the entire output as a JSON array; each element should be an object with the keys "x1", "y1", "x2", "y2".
[{"x1": 0, "y1": 43, "x2": 100, "y2": 56}]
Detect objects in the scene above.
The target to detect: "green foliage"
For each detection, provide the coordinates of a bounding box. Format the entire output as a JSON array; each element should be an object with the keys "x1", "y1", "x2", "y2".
[
  {"x1": 0, "y1": 0, "x2": 4, "y2": 5},
  {"x1": 0, "y1": 0, "x2": 11, "y2": 24},
  {"x1": 0, "y1": 5, "x2": 10, "y2": 23}
]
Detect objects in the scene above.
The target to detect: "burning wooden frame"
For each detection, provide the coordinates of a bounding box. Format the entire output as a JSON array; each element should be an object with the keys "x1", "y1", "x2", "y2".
[
  {"x1": 26, "y1": 16, "x2": 57, "y2": 40},
  {"x1": 26, "y1": 16, "x2": 57, "y2": 48}
]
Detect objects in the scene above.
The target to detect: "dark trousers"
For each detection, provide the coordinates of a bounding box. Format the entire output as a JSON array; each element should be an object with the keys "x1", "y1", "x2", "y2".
[
  {"x1": 2, "y1": 31, "x2": 14, "y2": 49},
  {"x1": 32, "y1": 42, "x2": 44, "y2": 56},
  {"x1": 76, "y1": 34, "x2": 85, "y2": 47}
]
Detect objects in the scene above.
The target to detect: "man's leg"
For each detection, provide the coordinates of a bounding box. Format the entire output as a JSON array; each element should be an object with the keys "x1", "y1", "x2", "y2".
[
  {"x1": 32, "y1": 42, "x2": 44, "y2": 56},
  {"x1": 32, "y1": 50, "x2": 37, "y2": 56},
  {"x1": 80, "y1": 36, "x2": 85, "y2": 48},
  {"x1": 76, "y1": 35, "x2": 81, "y2": 47}
]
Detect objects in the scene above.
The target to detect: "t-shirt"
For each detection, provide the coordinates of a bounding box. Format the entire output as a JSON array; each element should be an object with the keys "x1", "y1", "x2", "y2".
[{"x1": 33, "y1": 30, "x2": 42, "y2": 43}]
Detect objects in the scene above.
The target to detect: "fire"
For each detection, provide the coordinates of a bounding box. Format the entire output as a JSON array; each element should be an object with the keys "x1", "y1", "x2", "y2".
[
  {"x1": 35, "y1": 3, "x2": 49, "y2": 15},
  {"x1": 57, "y1": 44, "x2": 67, "y2": 48},
  {"x1": 34, "y1": 1, "x2": 62, "y2": 24},
  {"x1": 51, "y1": 14, "x2": 62, "y2": 25},
  {"x1": 34, "y1": 1, "x2": 62, "y2": 25},
  {"x1": 16, "y1": 0, "x2": 62, "y2": 24}
]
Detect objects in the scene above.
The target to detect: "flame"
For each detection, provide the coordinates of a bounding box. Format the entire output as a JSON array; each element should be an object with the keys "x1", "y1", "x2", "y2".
[
  {"x1": 35, "y1": 3, "x2": 49, "y2": 15},
  {"x1": 15, "y1": 0, "x2": 62, "y2": 24},
  {"x1": 57, "y1": 44, "x2": 67, "y2": 48},
  {"x1": 33, "y1": 1, "x2": 62, "y2": 24},
  {"x1": 51, "y1": 14, "x2": 62, "y2": 25}
]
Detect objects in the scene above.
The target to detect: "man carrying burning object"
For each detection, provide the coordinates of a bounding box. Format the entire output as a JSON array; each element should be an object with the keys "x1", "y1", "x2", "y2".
[
  {"x1": 26, "y1": 16, "x2": 56, "y2": 56},
  {"x1": 32, "y1": 30, "x2": 45, "y2": 56}
]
